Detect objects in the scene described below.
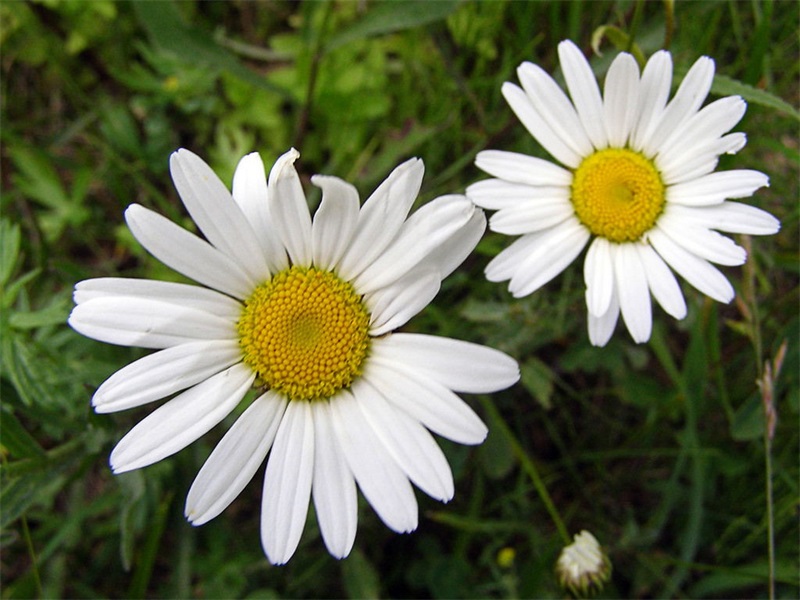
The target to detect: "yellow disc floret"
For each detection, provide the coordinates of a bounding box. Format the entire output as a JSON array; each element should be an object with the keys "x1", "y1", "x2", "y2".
[
  {"x1": 237, "y1": 266, "x2": 371, "y2": 401},
  {"x1": 571, "y1": 148, "x2": 665, "y2": 243}
]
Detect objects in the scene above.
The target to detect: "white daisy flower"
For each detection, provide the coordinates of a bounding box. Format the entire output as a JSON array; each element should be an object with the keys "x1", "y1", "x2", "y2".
[
  {"x1": 468, "y1": 40, "x2": 780, "y2": 346},
  {"x1": 69, "y1": 148, "x2": 519, "y2": 565}
]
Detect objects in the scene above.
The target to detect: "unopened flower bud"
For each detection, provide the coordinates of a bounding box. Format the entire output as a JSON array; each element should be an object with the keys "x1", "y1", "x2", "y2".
[{"x1": 556, "y1": 530, "x2": 611, "y2": 597}]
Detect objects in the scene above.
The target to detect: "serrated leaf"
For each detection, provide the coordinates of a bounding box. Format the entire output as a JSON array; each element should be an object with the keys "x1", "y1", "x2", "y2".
[{"x1": 326, "y1": 0, "x2": 460, "y2": 52}]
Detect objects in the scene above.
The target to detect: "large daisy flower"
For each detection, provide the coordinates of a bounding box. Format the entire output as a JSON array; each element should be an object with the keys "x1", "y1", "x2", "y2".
[
  {"x1": 69, "y1": 148, "x2": 519, "y2": 565},
  {"x1": 467, "y1": 40, "x2": 780, "y2": 346}
]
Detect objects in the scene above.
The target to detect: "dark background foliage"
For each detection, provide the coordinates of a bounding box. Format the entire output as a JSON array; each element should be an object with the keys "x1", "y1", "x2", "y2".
[{"x1": 1, "y1": 1, "x2": 798, "y2": 598}]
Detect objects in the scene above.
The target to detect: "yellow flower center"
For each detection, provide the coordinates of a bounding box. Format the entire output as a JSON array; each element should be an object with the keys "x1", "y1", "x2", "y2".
[
  {"x1": 571, "y1": 148, "x2": 665, "y2": 243},
  {"x1": 237, "y1": 266, "x2": 371, "y2": 401}
]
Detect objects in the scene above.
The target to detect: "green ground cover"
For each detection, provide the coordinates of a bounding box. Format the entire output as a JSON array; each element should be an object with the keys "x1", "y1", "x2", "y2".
[{"x1": 1, "y1": 1, "x2": 798, "y2": 597}]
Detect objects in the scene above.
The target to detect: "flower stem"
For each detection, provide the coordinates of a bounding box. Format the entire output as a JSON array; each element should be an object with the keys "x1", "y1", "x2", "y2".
[
  {"x1": 763, "y1": 416, "x2": 775, "y2": 600},
  {"x1": 741, "y1": 235, "x2": 779, "y2": 600},
  {"x1": 479, "y1": 396, "x2": 571, "y2": 544}
]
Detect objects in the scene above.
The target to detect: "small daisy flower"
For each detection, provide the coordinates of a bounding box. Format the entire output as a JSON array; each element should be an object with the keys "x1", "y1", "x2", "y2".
[
  {"x1": 555, "y1": 530, "x2": 612, "y2": 597},
  {"x1": 69, "y1": 148, "x2": 519, "y2": 565},
  {"x1": 468, "y1": 40, "x2": 780, "y2": 346}
]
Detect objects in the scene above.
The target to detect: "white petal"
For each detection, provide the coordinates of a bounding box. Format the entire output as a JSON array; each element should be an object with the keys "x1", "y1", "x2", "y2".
[
  {"x1": 474, "y1": 150, "x2": 573, "y2": 187},
  {"x1": 558, "y1": 39, "x2": 608, "y2": 149},
  {"x1": 656, "y1": 96, "x2": 746, "y2": 168},
  {"x1": 92, "y1": 340, "x2": 242, "y2": 413},
  {"x1": 310, "y1": 175, "x2": 360, "y2": 271},
  {"x1": 268, "y1": 148, "x2": 312, "y2": 267},
  {"x1": 73, "y1": 278, "x2": 241, "y2": 318},
  {"x1": 630, "y1": 50, "x2": 672, "y2": 152},
  {"x1": 502, "y1": 82, "x2": 582, "y2": 168},
  {"x1": 467, "y1": 178, "x2": 571, "y2": 211},
  {"x1": 584, "y1": 237, "x2": 614, "y2": 317},
  {"x1": 125, "y1": 204, "x2": 255, "y2": 299},
  {"x1": 658, "y1": 212, "x2": 747, "y2": 266},
  {"x1": 232, "y1": 152, "x2": 289, "y2": 273},
  {"x1": 370, "y1": 334, "x2": 519, "y2": 394},
  {"x1": 517, "y1": 61, "x2": 594, "y2": 157},
  {"x1": 329, "y1": 390, "x2": 418, "y2": 533},
  {"x1": 354, "y1": 195, "x2": 474, "y2": 294},
  {"x1": 310, "y1": 401, "x2": 358, "y2": 559},
  {"x1": 425, "y1": 207, "x2": 486, "y2": 280},
  {"x1": 485, "y1": 233, "x2": 544, "y2": 283},
  {"x1": 649, "y1": 227, "x2": 734, "y2": 303},
  {"x1": 603, "y1": 52, "x2": 640, "y2": 147},
  {"x1": 613, "y1": 243, "x2": 652, "y2": 343},
  {"x1": 109, "y1": 364, "x2": 255, "y2": 473},
  {"x1": 637, "y1": 243, "x2": 687, "y2": 319},
  {"x1": 659, "y1": 132, "x2": 747, "y2": 185},
  {"x1": 665, "y1": 202, "x2": 780, "y2": 235},
  {"x1": 186, "y1": 391, "x2": 287, "y2": 525},
  {"x1": 337, "y1": 158, "x2": 424, "y2": 281},
  {"x1": 642, "y1": 56, "x2": 715, "y2": 157},
  {"x1": 363, "y1": 360, "x2": 487, "y2": 445},
  {"x1": 367, "y1": 268, "x2": 440, "y2": 337},
  {"x1": 352, "y1": 379, "x2": 454, "y2": 502},
  {"x1": 490, "y1": 198, "x2": 573, "y2": 235},
  {"x1": 508, "y1": 219, "x2": 590, "y2": 297},
  {"x1": 261, "y1": 399, "x2": 315, "y2": 565},
  {"x1": 587, "y1": 286, "x2": 620, "y2": 347},
  {"x1": 170, "y1": 149, "x2": 270, "y2": 282},
  {"x1": 68, "y1": 297, "x2": 237, "y2": 349},
  {"x1": 666, "y1": 170, "x2": 769, "y2": 206}
]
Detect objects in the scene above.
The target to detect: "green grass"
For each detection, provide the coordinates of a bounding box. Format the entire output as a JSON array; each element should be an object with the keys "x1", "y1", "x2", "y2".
[{"x1": 1, "y1": 1, "x2": 798, "y2": 598}]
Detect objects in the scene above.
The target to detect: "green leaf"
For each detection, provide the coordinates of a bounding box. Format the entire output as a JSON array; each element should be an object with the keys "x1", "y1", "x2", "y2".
[
  {"x1": 711, "y1": 73, "x2": 800, "y2": 121},
  {"x1": 0, "y1": 471, "x2": 55, "y2": 529},
  {"x1": 730, "y1": 392, "x2": 764, "y2": 441},
  {"x1": 478, "y1": 404, "x2": 516, "y2": 479},
  {"x1": 0, "y1": 219, "x2": 20, "y2": 288},
  {"x1": 132, "y1": 1, "x2": 290, "y2": 98},
  {"x1": 326, "y1": 0, "x2": 460, "y2": 52},
  {"x1": 0, "y1": 332, "x2": 60, "y2": 408},
  {"x1": 9, "y1": 298, "x2": 71, "y2": 330},
  {"x1": 117, "y1": 470, "x2": 146, "y2": 572},
  {"x1": 341, "y1": 547, "x2": 381, "y2": 599},
  {"x1": 7, "y1": 146, "x2": 69, "y2": 211},
  {"x1": 0, "y1": 405, "x2": 46, "y2": 459},
  {"x1": 1, "y1": 268, "x2": 41, "y2": 310},
  {"x1": 520, "y1": 357, "x2": 554, "y2": 410}
]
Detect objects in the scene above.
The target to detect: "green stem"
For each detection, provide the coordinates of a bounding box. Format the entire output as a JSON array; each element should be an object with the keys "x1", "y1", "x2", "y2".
[
  {"x1": 663, "y1": 0, "x2": 676, "y2": 49},
  {"x1": 741, "y1": 236, "x2": 775, "y2": 600},
  {"x1": 627, "y1": 0, "x2": 645, "y2": 53},
  {"x1": 21, "y1": 514, "x2": 43, "y2": 597},
  {"x1": 764, "y1": 419, "x2": 775, "y2": 600},
  {"x1": 479, "y1": 397, "x2": 571, "y2": 544}
]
